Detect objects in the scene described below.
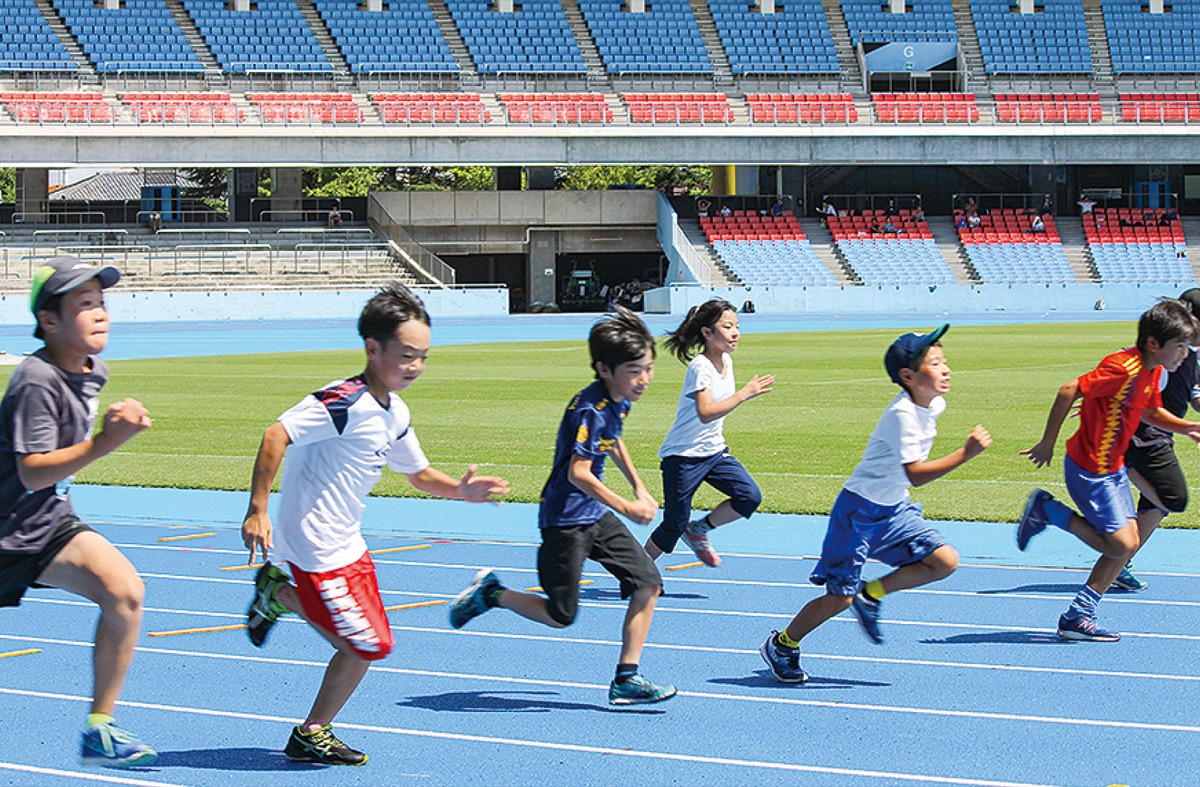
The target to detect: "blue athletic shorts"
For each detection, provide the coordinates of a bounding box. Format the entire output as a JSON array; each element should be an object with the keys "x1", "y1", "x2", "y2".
[
  {"x1": 651, "y1": 450, "x2": 762, "y2": 554},
  {"x1": 1063, "y1": 454, "x2": 1137, "y2": 535},
  {"x1": 810, "y1": 488, "x2": 949, "y2": 597}
]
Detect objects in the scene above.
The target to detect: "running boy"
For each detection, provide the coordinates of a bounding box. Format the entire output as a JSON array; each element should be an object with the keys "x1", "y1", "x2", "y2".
[
  {"x1": 1112, "y1": 288, "x2": 1200, "y2": 591},
  {"x1": 242, "y1": 284, "x2": 509, "y2": 765},
  {"x1": 761, "y1": 325, "x2": 991, "y2": 683},
  {"x1": 0, "y1": 256, "x2": 156, "y2": 767},
  {"x1": 1019, "y1": 298, "x2": 1200, "y2": 641},
  {"x1": 448, "y1": 308, "x2": 676, "y2": 705},
  {"x1": 646, "y1": 299, "x2": 771, "y2": 567}
]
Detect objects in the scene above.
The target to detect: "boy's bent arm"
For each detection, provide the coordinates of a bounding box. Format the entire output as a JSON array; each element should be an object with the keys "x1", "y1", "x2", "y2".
[
  {"x1": 1142, "y1": 407, "x2": 1200, "y2": 440},
  {"x1": 17, "y1": 397, "x2": 150, "y2": 492},
  {"x1": 905, "y1": 424, "x2": 992, "y2": 487},
  {"x1": 242, "y1": 422, "x2": 291, "y2": 564},
  {"x1": 568, "y1": 452, "x2": 657, "y2": 525},
  {"x1": 406, "y1": 465, "x2": 510, "y2": 502},
  {"x1": 1020, "y1": 380, "x2": 1080, "y2": 467}
]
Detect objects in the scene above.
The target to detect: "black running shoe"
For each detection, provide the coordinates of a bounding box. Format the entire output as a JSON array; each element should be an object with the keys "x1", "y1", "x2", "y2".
[
  {"x1": 284, "y1": 724, "x2": 367, "y2": 766},
  {"x1": 246, "y1": 562, "x2": 290, "y2": 647}
]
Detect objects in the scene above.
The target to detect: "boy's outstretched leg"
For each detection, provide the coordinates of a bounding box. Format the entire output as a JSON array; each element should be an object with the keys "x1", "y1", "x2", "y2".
[
  {"x1": 609, "y1": 585, "x2": 676, "y2": 705},
  {"x1": 38, "y1": 530, "x2": 157, "y2": 768},
  {"x1": 854, "y1": 545, "x2": 959, "y2": 645}
]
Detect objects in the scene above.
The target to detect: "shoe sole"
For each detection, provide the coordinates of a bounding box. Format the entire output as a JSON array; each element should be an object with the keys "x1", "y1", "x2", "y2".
[
  {"x1": 1057, "y1": 628, "x2": 1120, "y2": 642},
  {"x1": 81, "y1": 751, "x2": 158, "y2": 768},
  {"x1": 449, "y1": 568, "x2": 495, "y2": 629},
  {"x1": 758, "y1": 640, "x2": 808, "y2": 683},
  {"x1": 286, "y1": 753, "x2": 369, "y2": 766},
  {"x1": 1016, "y1": 491, "x2": 1046, "y2": 552},
  {"x1": 1110, "y1": 580, "x2": 1148, "y2": 591},
  {"x1": 609, "y1": 686, "x2": 678, "y2": 705}
]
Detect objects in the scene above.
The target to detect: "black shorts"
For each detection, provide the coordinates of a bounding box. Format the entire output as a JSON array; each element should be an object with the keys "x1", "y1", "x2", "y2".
[
  {"x1": 0, "y1": 516, "x2": 93, "y2": 608},
  {"x1": 537, "y1": 512, "x2": 662, "y2": 626},
  {"x1": 1125, "y1": 442, "x2": 1188, "y2": 515}
]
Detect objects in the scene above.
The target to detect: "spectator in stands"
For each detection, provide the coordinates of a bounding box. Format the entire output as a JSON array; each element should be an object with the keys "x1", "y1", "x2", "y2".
[
  {"x1": 912, "y1": 205, "x2": 926, "y2": 224},
  {"x1": 882, "y1": 218, "x2": 900, "y2": 235},
  {"x1": 1095, "y1": 215, "x2": 1106, "y2": 229},
  {"x1": 955, "y1": 212, "x2": 968, "y2": 230},
  {"x1": 719, "y1": 204, "x2": 733, "y2": 218},
  {"x1": 1165, "y1": 208, "x2": 1180, "y2": 222},
  {"x1": 1158, "y1": 212, "x2": 1175, "y2": 228},
  {"x1": 1040, "y1": 195, "x2": 1053, "y2": 216},
  {"x1": 964, "y1": 197, "x2": 977, "y2": 215},
  {"x1": 1030, "y1": 215, "x2": 1046, "y2": 234},
  {"x1": 870, "y1": 219, "x2": 884, "y2": 235},
  {"x1": 327, "y1": 203, "x2": 343, "y2": 229},
  {"x1": 697, "y1": 198, "x2": 712, "y2": 218},
  {"x1": 148, "y1": 210, "x2": 162, "y2": 234},
  {"x1": 820, "y1": 200, "x2": 838, "y2": 224},
  {"x1": 770, "y1": 197, "x2": 786, "y2": 217},
  {"x1": 1077, "y1": 194, "x2": 1096, "y2": 215},
  {"x1": 967, "y1": 212, "x2": 982, "y2": 229},
  {"x1": 884, "y1": 199, "x2": 899, "y2": 218}
]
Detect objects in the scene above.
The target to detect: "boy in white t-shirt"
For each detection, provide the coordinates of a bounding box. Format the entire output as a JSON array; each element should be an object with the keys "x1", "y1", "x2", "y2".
[
  {"x1": 760, "y1": 325, "x2": 991, "y2": 683},
  {"x1": 240, "y1": 284, "x2": 508, "y2": 765}
]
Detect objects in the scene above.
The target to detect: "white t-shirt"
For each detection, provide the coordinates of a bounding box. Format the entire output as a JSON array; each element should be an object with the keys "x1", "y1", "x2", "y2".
[
  {"x1": 659, "y1": 353, "x2": 735, "y2": 458},
  {"x1": 843, "y1": 391, "x2": 945, "y2": 507},
  {"x1": 274, "y1": 377, "x2": 430, "y2": 572}
]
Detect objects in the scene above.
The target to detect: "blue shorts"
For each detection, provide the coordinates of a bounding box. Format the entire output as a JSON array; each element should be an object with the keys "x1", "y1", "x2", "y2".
[
  {"x1": 1063, "y1": 454, "x2": 1137, "y2": 535},
  {"x1": 650, "y1": 449, "x2": 762, "y2": 554},
  {"x1": 810, "y1": 488, "x2": 949, "y2": 597}
]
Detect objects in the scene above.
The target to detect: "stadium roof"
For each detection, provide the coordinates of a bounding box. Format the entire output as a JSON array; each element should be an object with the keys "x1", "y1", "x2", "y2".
[{"x1": 49, "y1": 169, "x2": 200, "y2": 201}]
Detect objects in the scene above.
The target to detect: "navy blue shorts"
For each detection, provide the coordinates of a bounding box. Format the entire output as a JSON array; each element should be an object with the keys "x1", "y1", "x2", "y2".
[
  {"x1": 1064, "y1": 454, "x2": 1137, "y2": 535},
  {"x1": 810, "y1": 488, "x2": 949, "y2": 597},
  {"x1": 651, "y1": 450, "x2": 762, "y2": 553}
]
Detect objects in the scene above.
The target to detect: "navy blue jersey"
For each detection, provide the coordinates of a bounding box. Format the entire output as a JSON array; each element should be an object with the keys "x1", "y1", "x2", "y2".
[
  {"x1": 1132, "y1": 349, "x2": 1200, "y2": 449},
  {"x1": 539, "y1": 381, "x2": 631, "y2": 528}
]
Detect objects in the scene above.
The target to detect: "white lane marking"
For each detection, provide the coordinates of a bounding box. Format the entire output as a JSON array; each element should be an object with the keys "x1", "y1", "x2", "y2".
[{"x1": 0, "y1": 761, "x2": 190, "y2": 786}]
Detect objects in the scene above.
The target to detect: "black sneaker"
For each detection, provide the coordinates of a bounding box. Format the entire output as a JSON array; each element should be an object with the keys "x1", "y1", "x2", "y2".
[
  {"x1": 246, "y1": 562, "x2": 290, "y2": 647},
  {"x1": 284, "y1": 724, "x2": 367, "y2": 766}
]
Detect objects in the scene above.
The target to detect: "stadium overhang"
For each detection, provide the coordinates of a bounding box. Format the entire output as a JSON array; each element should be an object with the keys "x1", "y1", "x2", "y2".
[{"x1": 0, "y1": 125, "x2": 1196, "y2": 167}]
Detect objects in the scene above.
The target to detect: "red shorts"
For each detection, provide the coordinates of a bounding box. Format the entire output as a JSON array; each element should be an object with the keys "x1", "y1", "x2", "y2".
[{"x1": 289, "y1": 552, "x2": 394, "y2": 661}]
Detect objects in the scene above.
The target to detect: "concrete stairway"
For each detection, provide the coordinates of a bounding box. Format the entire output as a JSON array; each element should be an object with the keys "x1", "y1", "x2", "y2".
[
  {"x1": 821, "y1": 0, "x2": 863, "y2": 95},
  {"x1": 1081, "y1": 0, "x2": 1116, "y2": 96},
  {"x1": 925, "y1": 216, "x2": 977, "y2": 284},
  {"x1": 34, "y1": 0, "x2": 95, "y2": 78},
  {"x1": 163, "y1": 0, "x2": 221, "y2": 76},
  {"x1": 687, "y1": 0, "x2": 734, "y2": 92},
  {"x1": 559, "y1": 0, "x2": 608, "y2": 85},
  {"x1": 1054, "y1": 216, "x2": 1100, "y2": 282},
  {"x1": 950, "y1": 1, "x2": 985, "y2": 94},
  {"x1": 426, "y1": 0, "x2": 478, "y2": 83},
  {"x1": 679, "y1": 219, "x2": 739, "y2": 285},
  {"x1": 1182, "y1": 217, "x2": 1200, "y2": 280},
  {"x1": 798, "y1": 217, "x2": 855, "y2": 283},
  {"x1": 293, "y1": 0, "x2": 350, "y2": 79}
]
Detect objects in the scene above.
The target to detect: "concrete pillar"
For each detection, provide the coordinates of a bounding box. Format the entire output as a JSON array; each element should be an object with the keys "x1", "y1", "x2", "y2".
[
  {"x1": 1018, "y1": 0, "x2": 1034, "y2": 13},
  {"x1": 102, "y1": 0, "x2": 120, "y2": 8},
  {"x1": 496, "y1": 0, "x2": 513, "y2": 11},
  {"x1": 1149, "y1": 0, "x2": 1163, "y2": 11},
  {"x1": 736, "y1": 166, "x2": 759, "y2": 197},
  {"x1": 270, "y1": 168, "x2": 304, "y2": 218},
  {"x1": 889, "y1": 0, "x2": 905, "y2": 14},
  {"x1": 628, "y1": 0, "x2": 645, "y2": 12},
  {"x1": 365, "y1": 0, "x2": 382, "y2": 10},
  {"x1": 528, "y1": 230, "x2": 558, "y2": 307},
  {"x1": 526, "y1": 167, "x2": 556, "y2": 190},
  {"x1": 230, "y1": 167, "x2": 257, "y2": 222},
  {"x1": 496, "y1": 166, "x2": 522, "y2": 191},
  {"x1": 17, "y1": 168, "x2": 48, "y2": 219},
  {"x1": 710, "y1": 165, "x2": 733, "y2": 195},
  {"x1": 757, "y1": 0, "x2": 774, "y2": 14},
  {"x1": 233, "y1": 0, "x2": 250, "y2": 11}
]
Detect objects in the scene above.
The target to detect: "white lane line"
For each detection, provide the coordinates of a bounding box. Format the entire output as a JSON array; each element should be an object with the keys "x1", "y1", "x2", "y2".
[
  {"x1": 0, "y1": 687, "x2": 1071, "y2": 787},
  {"x1": 6, "y1": 632, "x2": 1200, "y2": 725},
  {"x1": 0, "y1": 761, "x2": 189, "y2": 786}
]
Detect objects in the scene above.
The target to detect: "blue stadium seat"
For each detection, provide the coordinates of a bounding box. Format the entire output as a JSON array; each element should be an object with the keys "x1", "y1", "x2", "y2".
[
  {"x1": 1104, "y1": 0, "x2": 1200, "y2": 74},
  {"x1": 708, "y1": 0, "x2": 837, "y2": 75},
  {"x1": 972, "y1": 0, "x2": 1093, "y2": 74},
  {"x1": 579, "y1": 0, "x2": 710, "y2": 74}
]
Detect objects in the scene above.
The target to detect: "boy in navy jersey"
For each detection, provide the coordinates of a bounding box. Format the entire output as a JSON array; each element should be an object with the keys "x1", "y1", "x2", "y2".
[
  {"x1": 449, "y1": 308, "x2": 676, "y2": 706},
  {"x1": 241, "y1": 284, "x2": 508, "y2": 765}
]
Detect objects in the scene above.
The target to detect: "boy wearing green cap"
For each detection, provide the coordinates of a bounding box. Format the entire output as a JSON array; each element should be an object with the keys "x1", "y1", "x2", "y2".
[{"x1": 0, "y1": 256, "x2": 156, "y2": 767}]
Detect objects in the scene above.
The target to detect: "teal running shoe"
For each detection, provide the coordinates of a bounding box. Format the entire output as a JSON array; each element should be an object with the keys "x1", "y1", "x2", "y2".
[
  {"x1": 1111, "y1": 563, "x2": 1148, "y2": 591},
  {"x1": 608, "y1": 673, "x2": 677, "y2": 705},
  {"x1": 449, "y1": 568, "x2": 502, "y2": 629},
  {"x1": 247, "y1": 562, "x2": 290, "y2": 647},
  {"x1": 81, "y1": 722, "x2": 157, "y2": 768}
]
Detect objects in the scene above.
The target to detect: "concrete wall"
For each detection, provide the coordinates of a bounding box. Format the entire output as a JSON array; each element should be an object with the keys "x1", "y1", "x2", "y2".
[{"x1": 372, "y1": 190, "x2": 659, "y2": 227}]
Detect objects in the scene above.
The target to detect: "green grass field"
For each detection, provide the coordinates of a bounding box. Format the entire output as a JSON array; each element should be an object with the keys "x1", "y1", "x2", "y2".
[{"x1": 9, "y1": 320, "x2": 1200, "y2": 528}]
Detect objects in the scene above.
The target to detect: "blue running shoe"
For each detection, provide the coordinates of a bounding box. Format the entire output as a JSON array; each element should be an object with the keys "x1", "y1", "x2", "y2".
[
  {"x1": 852, "y1": 590, "x2": 884, "y2": 644},
  {"x1": 1111, "y1": 563, "x2": 1148, "y2": 592},
  {"x1": 608, "y1": 673, "x2": 677, "y2": 705},
  {"x1": 1057, "y1": 614, "x2": 1120, "y2": 642},
  {"x1": 759, "y1": 631, "x2": 808, "y2": 683},
  {"x1": 449, "y1": 568, "x2": 502, "y2": 629},
  {"x1": 1017, "y1": 489, "x2": 1053, "y2": 551},
  {"x1": 246, "y1": 562, "x2": 290, "y2": 647},
  {"x1": 81, "y1": 722, "x2": 157, "y2": 768}
]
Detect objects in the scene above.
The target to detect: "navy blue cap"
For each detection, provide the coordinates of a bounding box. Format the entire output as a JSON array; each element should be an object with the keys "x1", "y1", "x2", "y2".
[{"x1": 884, "y1": 324, "x2": 950, "y2": 385}]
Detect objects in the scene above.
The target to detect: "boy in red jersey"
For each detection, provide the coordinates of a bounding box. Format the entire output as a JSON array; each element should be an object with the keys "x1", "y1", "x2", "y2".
[{"x1": 1020, "y1": 299, "x2": 1200, "y2": 641}]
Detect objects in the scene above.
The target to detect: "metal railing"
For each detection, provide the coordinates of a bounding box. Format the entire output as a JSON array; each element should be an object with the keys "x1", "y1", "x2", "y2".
[{"x1": 368, "y1": 198, "x2": 456, "y2": 287}]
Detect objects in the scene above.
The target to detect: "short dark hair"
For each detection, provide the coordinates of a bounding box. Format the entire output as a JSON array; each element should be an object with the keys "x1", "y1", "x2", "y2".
[
  {"x1": 1137, "y1": 298, "x2": 1200, "y2": 350},
  {"x1": 663, "y1": 298, "x2": 737, "y2": 363},
  {"x1": 358, "y1": 283, "x2": 430, "y2": 345},
  {"x1": 33, "y1": 293, "x2": 65, "y2": 340},
  {"x1": 589, "y1": 306, "x2": 655, "y2": 377}
]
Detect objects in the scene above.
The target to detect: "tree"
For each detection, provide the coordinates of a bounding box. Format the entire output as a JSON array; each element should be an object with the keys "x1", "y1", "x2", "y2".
[
  {"x1": 557, "y1": 165, "x2": 712, "y2": 194},
  {"x1": 0, "y1": 168, "x2": 14, "y2": 204}
]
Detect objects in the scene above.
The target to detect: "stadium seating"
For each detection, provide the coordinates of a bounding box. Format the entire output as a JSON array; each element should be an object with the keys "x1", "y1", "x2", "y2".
[
  {"x1": 580, "y1": 0, "x2": 710, "y2": 74},
  {"x1": 1119, "y1": 93, "x2": 1200, "y2": 122},
  {"x1": 1103, "y1": 0, "x2": 1200, "y2": 74},
  {"x1": 373, "y1": 93, "x2": 490, "y2": 123},
  {"x1": 826, "y1": 210, "x2": 954, "y2": 285},
  {"x1": 745, "y1": 93, "x2": 858, "y2": 123},
  {"x1": 53, "y1": 0, "x2": 202, "y2": 73},
  {"x1": 445, "y1": 0, "x2": 584, "y2": 74},
  {"x1": 0, "y1": 0, "x2": 78, "y2": 71},
  {"x1": 957, "y1": 208, "x2": 1076, "y2": 283},
  {"x1": 183, "y1": 0, "x2": 331, "y2": 73},
  {"x1": 873, "y1": 93, "x2": 980, "y2": 122},
  {"x1": 625, "y1": 93, "x2": 732, "y2": 123},
  {"x1": 500, "y1": 93, "x2": 611, "y2": 123},
  {"x1": 994, "y1": 93, "x2": 1102, "y2": 122},
  {"x1": 840, "y1": 0, "x2": 957, "y2": 45},
  {"x1": 249, "y1": 93, "x2": 362, "y2": 123},
  {"x1": 122, "y1": 92, "x2": 242, "y2": 123},
  {"x1": 1084, "y1": 207, "x2": 1192, "y2": 282},
  {"x1": 707, "y1": 0, "x2": 837, "y2": 75},
  {"x1": 315, "y1": 0, "x2": 457, "y2": 74},
  {"x1": 701, "y1": 210, "x2": 837, "y2": 285},
  {"x1": 0, "y1": 91, "x2": 112, "y2": 122},
  {"x1": 971, "y1": 0, "x2": 1092, "y2": 74}
]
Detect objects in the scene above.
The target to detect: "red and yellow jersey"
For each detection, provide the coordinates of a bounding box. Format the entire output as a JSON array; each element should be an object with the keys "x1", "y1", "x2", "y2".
[{"x1": 1066, "y1": 347, "x2": 1163, "y2": 474}]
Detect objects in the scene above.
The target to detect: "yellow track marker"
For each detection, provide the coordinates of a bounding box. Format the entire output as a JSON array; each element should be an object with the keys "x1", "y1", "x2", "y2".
[
  {"x1": 156, "y1": 532, "x2": 216, "y2": 543},
  {"x1": 148, "y1": 624, "x2": 247, "y2": 638},
  {"x1": 369, "y1": 544, "x2": 432, "y2": 555},
  {"x1": 525, "y1": 579, "x2": 594, "y2": 593},
  {"x1": 383, "y1": 599, "x2": 448, "y2": 612},
  {"x1": 0, "y1": 648, "x2": 41, "y2": 659},
  {"x1": 664, "y1": 561, "x2": 704, "y2": 571},
  {"x1": 220, "y1": 563, "x2": 264, "y2": 572}
]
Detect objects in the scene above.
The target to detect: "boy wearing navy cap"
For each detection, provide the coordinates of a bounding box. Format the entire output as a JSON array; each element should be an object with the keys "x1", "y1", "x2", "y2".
[
  {"x1": 761, "y1": 325, "x2": 991, "y2": 683},
  {"x1": 0, "y1": 256, "x2": 157, "y2": 766}
]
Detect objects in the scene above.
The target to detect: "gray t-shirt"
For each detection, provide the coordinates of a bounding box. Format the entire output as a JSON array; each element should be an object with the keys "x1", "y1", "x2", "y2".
[{"x1": 0, "y1": 350, "x2": 106, "y2": 554}]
